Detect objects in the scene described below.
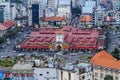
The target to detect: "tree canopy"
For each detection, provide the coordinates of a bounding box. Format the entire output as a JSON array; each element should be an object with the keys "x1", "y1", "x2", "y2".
[
  {"x1": 104, "y1": 75, "x2": 113, "y2": 80},
  {"x1": 111, "y1": 48, "x2": 120, "y2": 60}
]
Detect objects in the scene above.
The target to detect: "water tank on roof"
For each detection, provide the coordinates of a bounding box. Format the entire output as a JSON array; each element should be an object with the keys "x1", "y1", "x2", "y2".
[
  {"x1": 66, "y1": 63, "x2": 74, "y2": 70},
  {"x1": 48, "y1": 63, "x2": 54, "y2": 68},
  {"x1": 34, "y1": 60, "x2": 40, "y2": 67}
]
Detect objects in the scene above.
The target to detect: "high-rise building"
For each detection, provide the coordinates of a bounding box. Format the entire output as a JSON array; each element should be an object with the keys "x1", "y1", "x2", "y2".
[
  {"x1": 0, "y1": 2, "x2": 17, "y2": 22},
  {"x1": 47, "y1": 0, "x2": 58, "y2": 8},
  {"x1": 0, "y1": 9, "x2": 4, "y2": 23},
  {"x1": 106, "y1": 0, "x2": 113, "y2": 10},
  {"x1": 71, "y1": 0, "x2": 77, "y2": 8},
  {"x1": 77, "y1": 0, "x2": 86, "y2": 7},
  {"x1": 112, "y1": 0, "x2": 120, "y2": 11},
  {"x1": 32, "y1": 3, "x2": 39, "y2": 25},
  {"x1": 82, "y1": 0, "x2": 96, "y2": 14},
  {"x1": 0, "y1": 2, "x2": 11, "y2": 21}
]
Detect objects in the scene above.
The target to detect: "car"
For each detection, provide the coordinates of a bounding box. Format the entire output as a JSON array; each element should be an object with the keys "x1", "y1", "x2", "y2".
[
  {"x1": 12, "y1": 51, "x2": 16, "y2": 53},
  {"x1": 1, "y1": 56, "x2": 7, "y2": 59},
  {"x1": 17, "y1": 53, "x2": 25, "y2": 57}
]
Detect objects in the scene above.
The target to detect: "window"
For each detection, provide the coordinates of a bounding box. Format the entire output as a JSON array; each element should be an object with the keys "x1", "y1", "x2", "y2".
[
  {"x1": 95, "y1": 72, "x2": 98, "y2": 77},
  {"x1": 46, "y1": 72, "x2": 49, "y2": 74},
  {"x1": 105, "y1": 68, "x2": 108, "y2": 73},
  {"x1": 40, "y1": 74, "x2": 43, "y2": 76},
  {"x1": 82, "y1": 76, "x2": 85, "y2": 79},
  {"x1": 100, "y1": 73, "x2": 103, "y2": 78},
  {"x1": 115, "y1": 76, "x2": 119, "y2": 80}
]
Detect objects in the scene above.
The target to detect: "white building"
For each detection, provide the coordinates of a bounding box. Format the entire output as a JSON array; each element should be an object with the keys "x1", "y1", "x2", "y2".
[
  {"x1": 57, "y1": 5, "x2": 71, "y2": 18},
  {"x1": 0, "y1": 2, "x2": 11, "y2": 21},
  {"x1": 59, "y1": 63, "x2": 93, "y2": 80},
  {"x1": 71, "y1": 0, "x2": 77, "y2": 8},
  {"x1": 78, "y1": 0, "x2": 86, "y2": 7},
  {"x1": 47, "y1": 0, "x2": 58, "y2": 8},
  {"x1": 94, "y1": 6, "x2": 105, "y2": 26},
  {"x1": 0, "y1": 2, "x2": 17, "y2": 21},
  {"x1": 11, "y1": 3, "x2": 17, "y2": 20},
  {"x1": 82, "y1": 0, "x2": 96, "y2": 14},
  {"x1": 112, "y1": 0, "x2": 120, "y2": 11},
  {"x1": 59, "y1": 0, "x2": 71, "y2": 5},
  {"x1": 114, "y1": 11, "x2": 120, "y2": 25},
  {"x1": 34, "y1": 68, "x2": 58, "y2": 80}
]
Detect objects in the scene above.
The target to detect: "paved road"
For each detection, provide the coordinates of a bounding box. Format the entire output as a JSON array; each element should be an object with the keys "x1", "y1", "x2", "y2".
[
  {"x1": 107, "y1": 27, "x2": 120, "y2": 53},
  {"x1": 0, "y1": 27, "x2": 31, "y2": 57}
]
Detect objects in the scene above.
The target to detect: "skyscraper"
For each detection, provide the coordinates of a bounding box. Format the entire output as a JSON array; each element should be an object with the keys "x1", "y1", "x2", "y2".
[
  {"x1": 32, "y1": 3, "x2": 39, "y2": 25},
  {"x1": 112, "y1": 0, "x2": 120, "y2": 11},
  {"x1": 47, "y1": 0, "x2": 58, "y2": 8}
]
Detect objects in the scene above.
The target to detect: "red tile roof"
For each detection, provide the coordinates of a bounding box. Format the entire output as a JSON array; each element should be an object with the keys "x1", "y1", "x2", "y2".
[
  {"x1": 0, "y1": 24, "x2": 7, "y2": 30},
  {"x1": 19, "y1": 26, "x2": 101, "y2": 49},
  {"x1": 0, "y1": 20, "x2": 15, "y2": 31},
  {"x1": 91, "y1": 50, "x2": 120, "y2": 70},
  {"x1": 55, "y1": 30, "x2": 64, "y2": 34},
  {"x1": 80, "y1": 15, "x2": 92, "y2": 22},
  {"x1": 40, "y1": 16, "x2": 66, "y2": 22}
]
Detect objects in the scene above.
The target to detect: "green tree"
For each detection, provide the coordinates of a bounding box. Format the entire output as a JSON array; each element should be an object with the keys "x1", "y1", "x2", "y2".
[
  {"x1": 0, "y1": 37, "x2": 6, "y2": 44},
  {"x1": 111, "y1": 48, "x2": 120, "y2": 60},
  {"x1": 104, "y1": 75, "x2": 113, "y2": 80}
]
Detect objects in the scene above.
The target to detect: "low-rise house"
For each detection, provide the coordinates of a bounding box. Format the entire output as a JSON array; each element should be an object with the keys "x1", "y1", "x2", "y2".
[
  {"x1": 33, "y1": 58, "x2": 59, "y2": 80},
  {"x1": 40, "y1": 16, "x2": 66, "y2": 26},
  {"x1": 11, "y1": 62, "x2": 35, "y2": 80},
  {"x1": 91, "y1": 50, "x2": 120, "y2": 80},
  {"x1": 59, "y1": 62, "x2": 93, "y2": 80},
  {"x1": 79, "y1": 15, "x2": 93, "y2": 27},
  {"x1": 0, "y1": 20, "x2": 15, "y2": 37},
  {"x1": 34, "y1": 68, "x2": 58, "y2": 80}
]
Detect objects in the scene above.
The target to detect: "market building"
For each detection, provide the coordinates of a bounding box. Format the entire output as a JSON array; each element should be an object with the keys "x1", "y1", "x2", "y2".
[{"x1": 17, "y1": 26, "x2": 105, "y2": 52}]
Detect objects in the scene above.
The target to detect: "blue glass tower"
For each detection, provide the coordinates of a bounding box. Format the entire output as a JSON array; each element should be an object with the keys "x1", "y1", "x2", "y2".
[{"x1": 32, "y1": 3, "x2": 39, "y2": 25}]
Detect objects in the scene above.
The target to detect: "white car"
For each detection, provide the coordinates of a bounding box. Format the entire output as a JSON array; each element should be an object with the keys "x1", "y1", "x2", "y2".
[
  {"x1": 12, "y1": 51, "x2": 16, "y2": 53},
  {"x1": 17, "y1": 54, "x2": 25, "y2": 57}
]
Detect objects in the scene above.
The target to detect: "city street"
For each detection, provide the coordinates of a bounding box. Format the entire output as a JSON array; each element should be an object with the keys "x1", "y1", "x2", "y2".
[
  {"x1": 0, "y1": 27, "x2": 31, "y2": 57},
  {"x1": 107, "y1": 27, "x2": 120, "y2": 53}
]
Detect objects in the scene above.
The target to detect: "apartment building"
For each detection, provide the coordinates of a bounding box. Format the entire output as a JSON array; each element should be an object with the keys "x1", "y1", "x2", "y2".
[
  {"x1": 59, "y1": 63, "x2": 93, "y2": 80},
  {"x1": 91, "y1": 50, "x2": 120, "y2": 80}
]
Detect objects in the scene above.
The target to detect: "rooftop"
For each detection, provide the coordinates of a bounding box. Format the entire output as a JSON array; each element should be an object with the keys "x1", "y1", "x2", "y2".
[
  {"x1": 12, "y1": 62, "x2": 33, "y2": 70},
  {"x1": 40, "y1": 16, "x2": 66, "y2": 22},
  {"x1": 80, "y1": 15, "x2": 92, "y2": 22},
  {"x1": 19, "y1": 26, "x2": 101, "y2": 49},
  {"x1": 0, "y1": 20, "x2": 15, "y2": 31},
  {"x1": 91, "y1": 50, "x2": 120, "y2": 70}
]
